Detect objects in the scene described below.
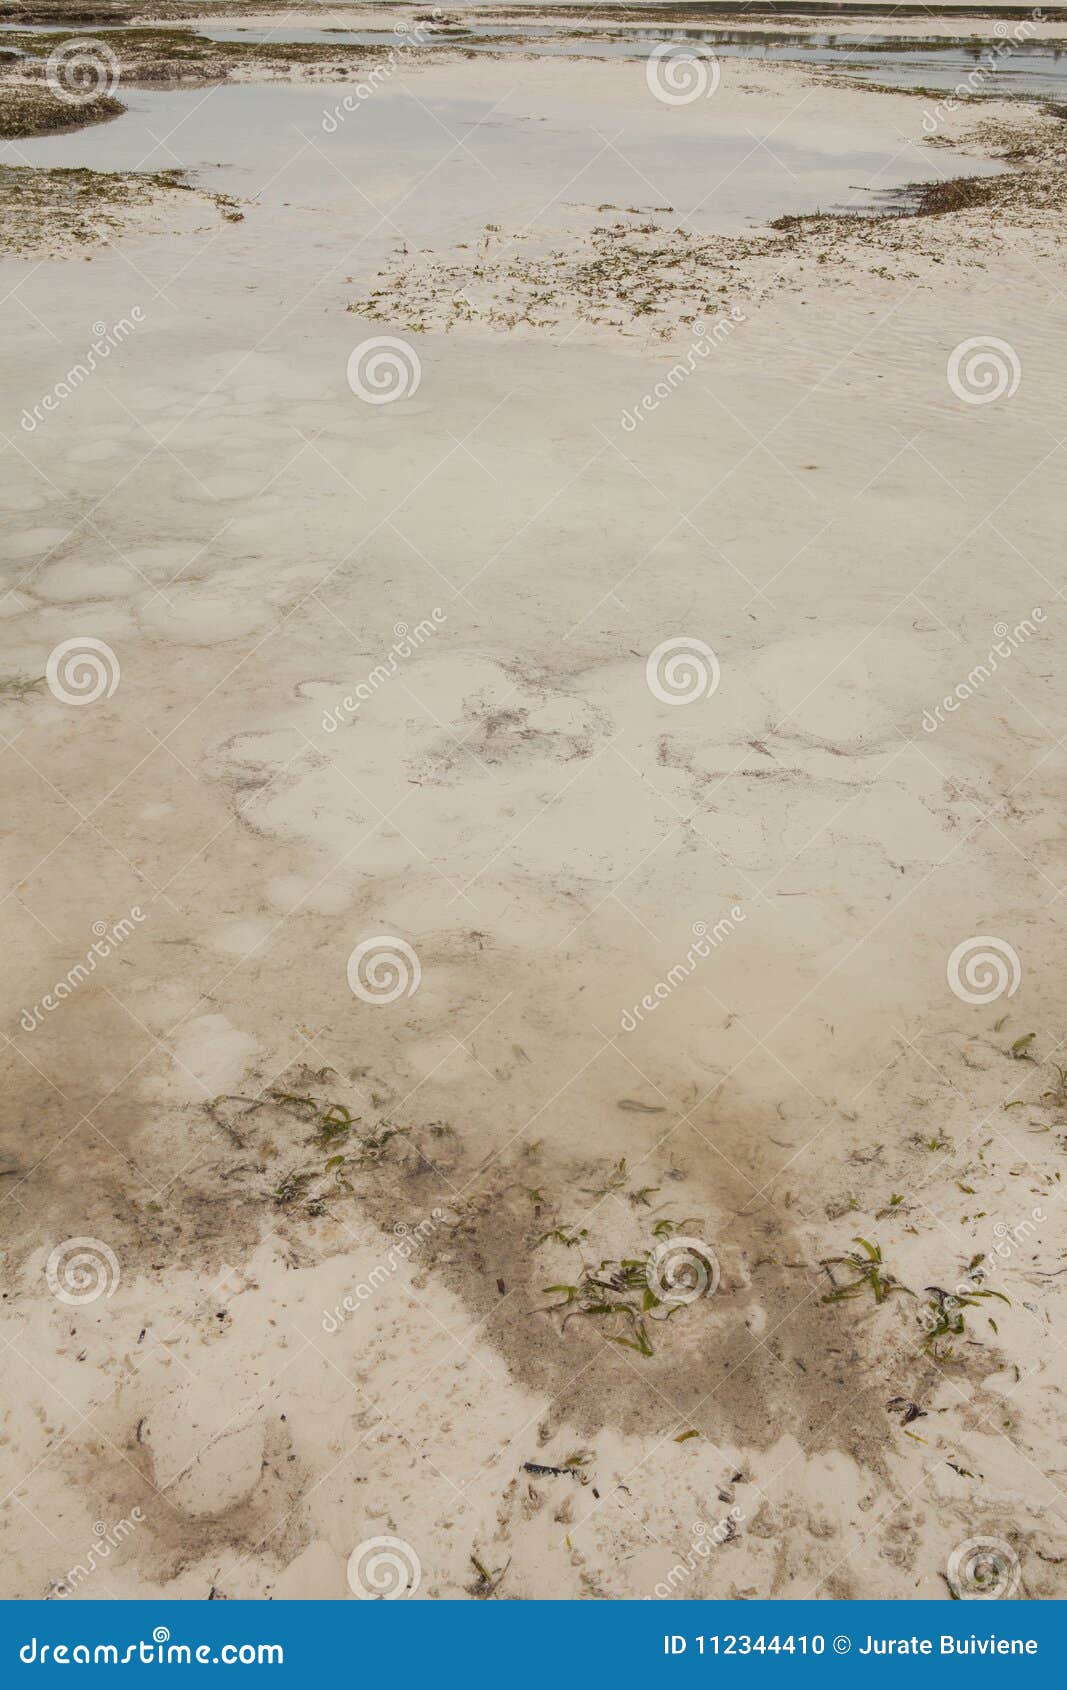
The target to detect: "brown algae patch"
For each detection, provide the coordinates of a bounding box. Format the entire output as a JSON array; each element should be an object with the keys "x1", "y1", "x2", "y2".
[
  {"x1": 3, "y1": 27, "x2": 446, "y2": 86},
  {"x1": 0, "y1": 163, "x2": 241, "y2": 256},
  {"x1": 187, "y1": 1064, "x2": 919, "y2": 1471},
  {"x1": 0, "y1": 81, "x2": 124, "y2": 138}
]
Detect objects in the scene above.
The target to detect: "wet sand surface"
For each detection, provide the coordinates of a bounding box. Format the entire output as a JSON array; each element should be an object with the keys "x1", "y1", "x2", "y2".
[{"x1": 2, "y1": 6, "x2": 1067, "y2": 1601}]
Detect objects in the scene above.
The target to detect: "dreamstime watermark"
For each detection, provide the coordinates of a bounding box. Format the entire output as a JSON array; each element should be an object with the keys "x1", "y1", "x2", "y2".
[
  {"x1": 322, "y1": 1211, "x2": 444, "y2": 1332},
  {"x1": 646, "y1": 636, "x2": 720, "y2": 705},
  {"x1": 20, "y1": 908, "x2": 146, "y2": 1034},
  {"x1": 322, "y1": 13, "x2": 443, "y2": 131},
  {"x1": 946, "y1": 1536, "x2": 1021, "y2": 1599},
  {"x1": 347, "y1": 335, "x2": 422, "y2": 404},
  {"x1": 946, "y1": 936, "x2": 1021, "y2": 1005},
  {"x1": 20, "y1": 310, "x2": 145, "y2": 433},
  {"x1": 620, "y1": 306, "x2": 747, "y2": 431},
  {"x1": 920, "y1": 1208, "x2": 1044, "y2": 1340},
  {"x1": 620, "y1": 910, "x2": 745, "y2": 1032},
  {"x1": 647, "y1": 1508, "x2": 743, "y2": 1598},
  {"x1": 321, "y1": 610, "x2": 446, "y2": 732},
  {"x1": 347, "y1": 1536, "x2": 421, "y2": 1599},
  {"x1": 645, "y1": 42, "x2": 721, "y2": 106},
  {"x1": 646, "y1": 1236, "x2": 720, "y2": 1304},
  {"x1": 46, "y1": 37, "x2": 120, "y2": 104},
  {"x1": 45, "y1": 1238, "x2": 120, "y2": 1305},
  {"x1": 920, "y1": 609, "x2": 1045, "y2": 733},
  {"x1": 988, "y1": 1207, "x2": 1044, "y2": 1263},
  {"x1": 19, "y1": 1633, "x2": 283, "y2": 1665},
  {"x1": 45, "y1": 637, "x2": 120, "y2": 705},
  {"x1": 346, "y1": 936, "x2": 421, "y2": 1004},
  {"x1": 947, "y1": 336, "x2": 1021, "y2": 406},
  {"x1": 922, "y1": 12, "x2": 1044, "y2": 134},
  {"x1": 52, "y1": 1511, "x2": 145, "y2": 1598}
]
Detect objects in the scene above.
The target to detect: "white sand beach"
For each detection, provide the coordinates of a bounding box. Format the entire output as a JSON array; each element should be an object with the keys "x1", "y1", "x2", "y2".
[{"x1": 1, "y1": 3, "x2": 1066, "y2": 1601}]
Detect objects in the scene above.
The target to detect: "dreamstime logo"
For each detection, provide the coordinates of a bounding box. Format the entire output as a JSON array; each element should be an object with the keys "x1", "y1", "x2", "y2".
[
  {"x1": 46, "y1": 637, "x2": 120, "y2": 706},
  {"x1": 648, "y1": 1508, "x2": 743, "y2": 1598},
  {"x1": 46, "y1": 38, "x2": 120, "y2": 104},
  {"x1": 322, "y1": 10, "x2": 442, "y2": 129},
  {"x1": 990, "y1": 1208, "x2": 1043, "y2": 1262},
  {"x1": 946, "y1": 936, "x2": 1021, "y2": 1005},
  {"x1": 947, "y1": 337, "x2": 1021, "y2": 406},
  {"x1": 322, "y1": 1212, "x2": 444, "y2": 1332},
  {"x1": 646, "y1": 637, "x2": 720, "y2": 705},
  {"x1": 921, "y1": 11, "x2": 1044, "y2": 135},
  {"x1": 20, "y1": 309, "x2": 145, "y2": 433},
  {"x1": 20, "y1": 907, "x2": 146, "y2": 1034},
  {"x1": 19, "y1": 1632, "x2": 283, "y2": 1665},
  {"x1": 920, "y1": 609, "x2": 1046, "y2": 733},
  {"x1": 347, "y1": 337, "x2": 422, "y2": 405},
  {"x1": 53, "y1": 1510, "x2": 145, "y2": 1597},
  {"x1": 947, "y1": 1536, "x2": 1020, "y2": 1599},
  {"x1": 321, "y1": 610, "x2": 446, "y2": 733},
  {"x1": 621, "y1": 909, "x2": 745, "y2": 1033},
  {"x1": 45, "y1": 1238, "x2": 120, "y2": 1305},
  {"x1": 346, "y1": 936, "x2": 421, "y2": 1004},
  {"x1": 645, "y1": 42, "x2": 720, "y2": 106},
  {"x1": 646, "y1": 1237, "x2": 719, "y2": 1305},
  {"x1": 347, "y1": 1536, "x2": 421, "y2": 1599},
  {"x1": 920, "y1": 1207, "x2": 1043, "y2": 1340},
  {"x1": 620, "y1": 306, "x2": 747, "y2": 432}
]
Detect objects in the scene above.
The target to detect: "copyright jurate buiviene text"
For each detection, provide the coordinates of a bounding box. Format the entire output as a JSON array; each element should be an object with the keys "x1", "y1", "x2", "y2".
[{"x1": 662, "y1": 1635, "x2": 1039, "y2": 1656}]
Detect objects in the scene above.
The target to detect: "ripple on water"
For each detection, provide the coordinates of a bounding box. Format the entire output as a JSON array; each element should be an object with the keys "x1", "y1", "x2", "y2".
[
  {"x1": 120, "y1": 543, "x2": 206, "y2": 582},
  {"x1": 139, "y1": 590, "x2": 270, "y2": 644},
  {"x1": 68, "y1": 439, "x2": 123, "y2": 463},
  {"x1": 128, "y1": 386, "x2": 181, "y2": 411},
  {"x1": 266, "y1": 874, "x2": 352, "y2": 916},
  {"x1": 192, "y1": 472, "x2": 271, "y2": 502},
  {"x1": 211, "y1": 919, "x2": 277, "y2": 958},
  {"x1": 34, "y1": 559, "x2": 140, "y2": 601},
  {"x1": 0, "y1": 526, "x2": 71, "y2": 559},
  {"x1": 0, "y1": 487, "x2": 49, "y2": 514}
]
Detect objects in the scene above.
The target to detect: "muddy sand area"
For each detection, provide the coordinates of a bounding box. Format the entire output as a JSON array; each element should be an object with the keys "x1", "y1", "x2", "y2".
[{"x1": 1, "y1": 4, "x2": 1067, "y2": 1602}]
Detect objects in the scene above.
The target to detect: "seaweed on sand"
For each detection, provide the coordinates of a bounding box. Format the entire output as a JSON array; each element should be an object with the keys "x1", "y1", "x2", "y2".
[{"x1": 820, "y1": 1237, "x2": 913, "y2": 1306}]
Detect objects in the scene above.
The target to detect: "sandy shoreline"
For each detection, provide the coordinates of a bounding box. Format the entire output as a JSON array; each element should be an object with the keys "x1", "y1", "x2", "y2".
[{"x1": 1, "y1": 6, "x2": 1066, "y2": 1602}]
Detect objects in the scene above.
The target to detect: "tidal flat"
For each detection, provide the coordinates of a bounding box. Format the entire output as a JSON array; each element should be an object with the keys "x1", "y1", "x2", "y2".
[{"x1": 1, "y1": 1, "x2": 1066, "y2": 1604}]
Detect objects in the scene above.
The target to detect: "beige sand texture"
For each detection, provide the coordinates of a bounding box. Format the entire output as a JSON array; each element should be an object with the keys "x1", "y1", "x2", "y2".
[{"x1": 1, "y1": 6, "x2": 1067, "y2": 1602}]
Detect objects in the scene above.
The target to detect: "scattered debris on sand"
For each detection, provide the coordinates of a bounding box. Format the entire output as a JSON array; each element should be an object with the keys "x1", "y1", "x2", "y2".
[
  {"x1": 0, "y1": 162, "x2": 241, "y2": 256},
  {"x1": 349, "y1": 105, "x2": 1067, "y2": 341}
]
